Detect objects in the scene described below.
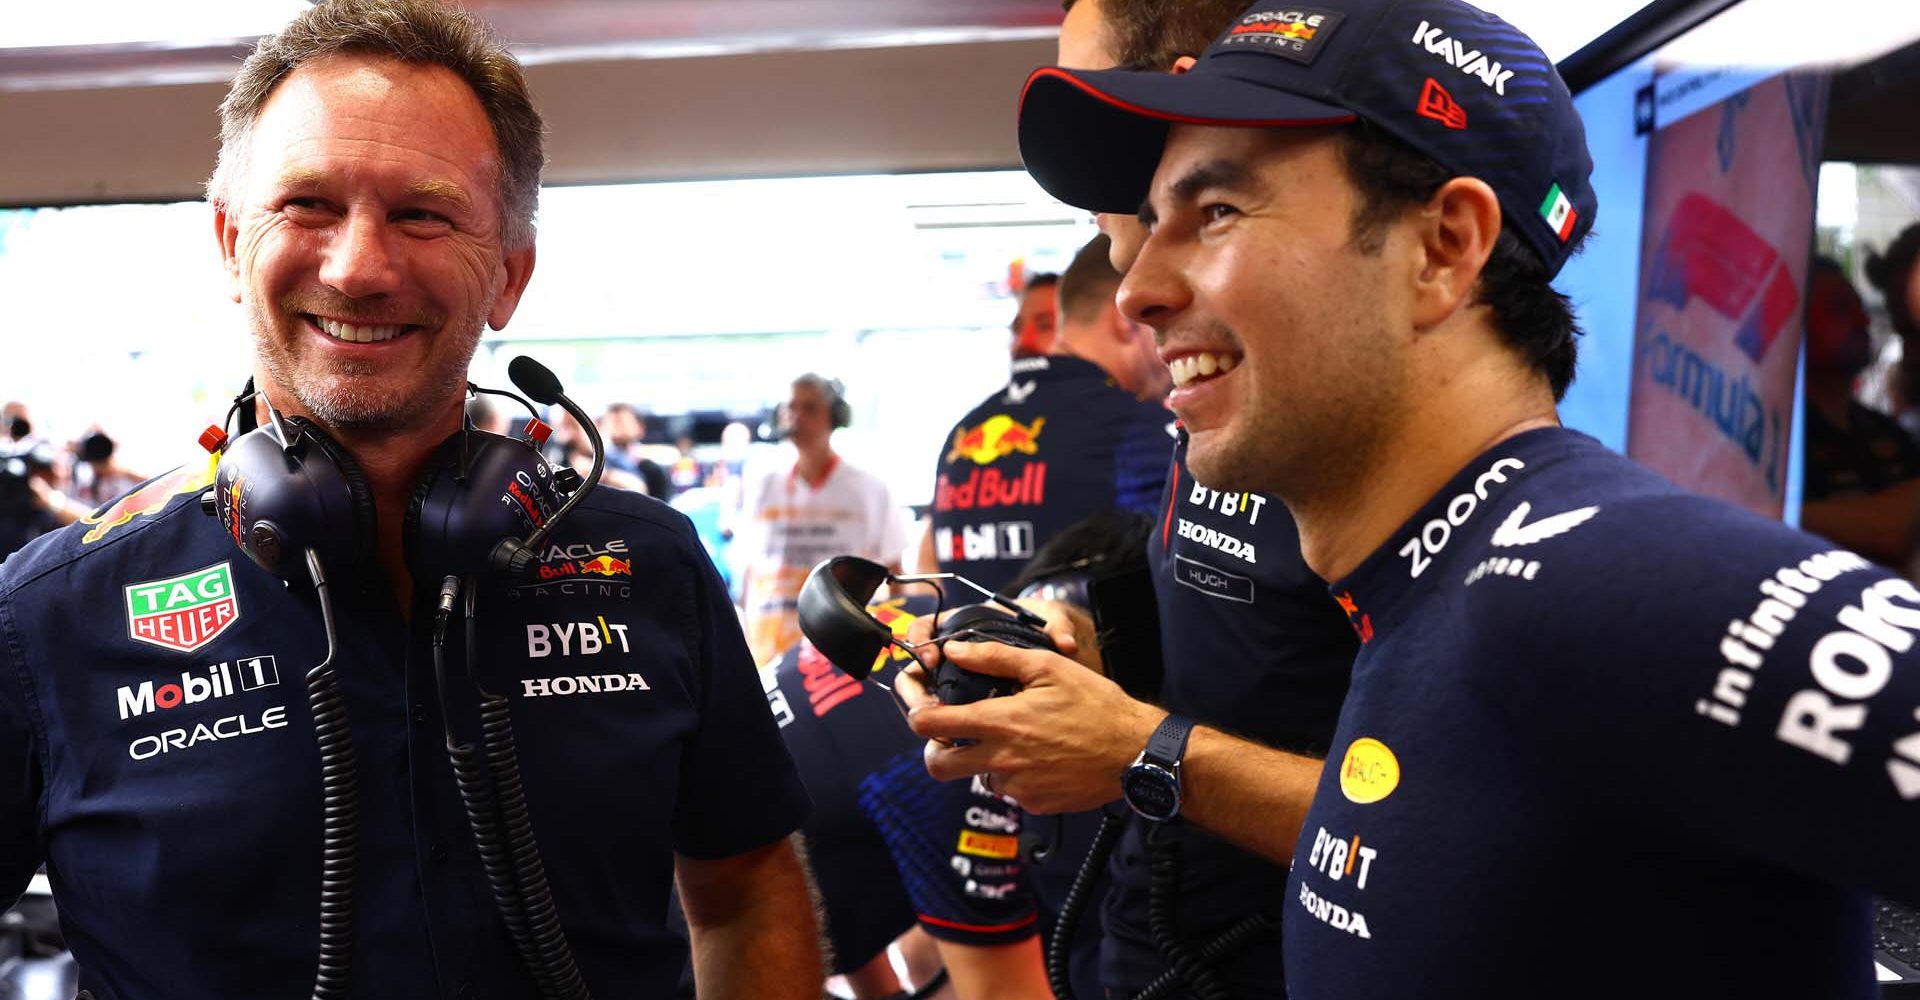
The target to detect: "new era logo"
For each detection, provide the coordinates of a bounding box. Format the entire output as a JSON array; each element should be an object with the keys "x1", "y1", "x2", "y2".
[{"x1": 1416, "y1": 78, "x2": 1467, "y2": 130}]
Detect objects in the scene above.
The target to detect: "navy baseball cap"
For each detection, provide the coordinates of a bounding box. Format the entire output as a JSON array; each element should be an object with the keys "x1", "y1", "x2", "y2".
[{"x1": 1019, "y1": 0, "x2": 1597, "y2": 276}]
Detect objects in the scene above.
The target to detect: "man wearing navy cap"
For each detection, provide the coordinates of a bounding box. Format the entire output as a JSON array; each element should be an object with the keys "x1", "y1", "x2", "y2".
[{"x1": 905, "y1": 0, "x2": 1920, "y2": 995}]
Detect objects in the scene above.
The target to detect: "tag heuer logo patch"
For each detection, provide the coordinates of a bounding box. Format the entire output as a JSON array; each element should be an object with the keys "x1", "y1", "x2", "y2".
[
  {"x1": 125, "y1": 563, "x2": 240, "y2": 653},
  {"x1": 1220, "y1": 7, "x2": 1344, "y2": 65}
]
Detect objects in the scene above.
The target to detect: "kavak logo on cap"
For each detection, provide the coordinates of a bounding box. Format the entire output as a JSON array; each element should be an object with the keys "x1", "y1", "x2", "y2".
[{"x1": 1220, "y1": 6, "x2": 1345, "y2": 64}]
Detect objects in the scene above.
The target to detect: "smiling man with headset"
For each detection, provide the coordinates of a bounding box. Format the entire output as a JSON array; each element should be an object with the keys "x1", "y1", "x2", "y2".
[
  {"x1": 738, "y1": 373, "x2": 908, "y2": 666},
  {"x1": 0, "y1": 2, "x2": 819, "y2": 998}
]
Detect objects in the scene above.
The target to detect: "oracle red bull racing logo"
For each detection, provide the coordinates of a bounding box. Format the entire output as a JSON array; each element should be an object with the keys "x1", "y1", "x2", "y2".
[
  {"x1": 124, "y1": 563, "x2": 240, "y2": 654},
  {"x1": 531, "y1": 541, "x2": 634, "y2": 582},
  {"x1": 946, "y1": 416, "x2": 1046, "y2": 466},
  {"x1": 79, "y1": 463, "x2": 216, "y2": 545}
]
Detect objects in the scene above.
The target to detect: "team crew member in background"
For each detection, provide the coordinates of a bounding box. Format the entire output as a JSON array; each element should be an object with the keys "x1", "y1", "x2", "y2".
[
  {"x1": 779, "y1": 516, "x2": 1152, "y2": 1000},
  {"x1": 601, "y1": 402, "x2": 674, "y2": 501},
  {"x1": 1011, "y1": 272, "x2": 1061, "y2": 360},
  {"x1": 924, "y1": 234, "x2": 1171, "y2": 594},
  {"x1": 741, "y1": 374, "x2": 907, "y2": 664},
  {"x1": 763, "y1": 596, "x2": 961, "y2": 1000},
  {"x1": 1800, "y1": 257, "x2": 1920, "y2": 567},
  {"x1": 909, "y1": 0, "x2": 1920, "y2": 995},
  {"x1": 1046, "y1": 2, "x2": 1362, "y2": 995},
  {"x1": 0, "y1": 2, "x2": 820, "y2": 997}
]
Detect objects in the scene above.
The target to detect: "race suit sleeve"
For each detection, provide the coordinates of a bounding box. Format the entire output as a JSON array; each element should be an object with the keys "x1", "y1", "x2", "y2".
[
  {"x1": 857, "y1": 752, "x2": 1038, "y2": 945},
  {"x1": 671, "y1": 540, "x2": 812, "y2": 859}
]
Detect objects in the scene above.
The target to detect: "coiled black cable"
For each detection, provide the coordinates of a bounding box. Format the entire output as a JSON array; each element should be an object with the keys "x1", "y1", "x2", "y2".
[
  {"x1": 303, "y1": 551, "x2": 358, "y2": 1000},
  {"x1": 435, "y1": 579, "x2": 591, "y2": 1000},
  {"x1": 477, "y1": 690, "x2": 590, "y2": 999},
  {"x1": 1142, "y1": 823, "x2": 1229, "y2": 1000},
  {"x1": 1129, "y1": 909, "x2": 1275, "y2": 1000},
  {"x1": 1046, "y1": 811, "x2": 1126, "y2": 1000}
]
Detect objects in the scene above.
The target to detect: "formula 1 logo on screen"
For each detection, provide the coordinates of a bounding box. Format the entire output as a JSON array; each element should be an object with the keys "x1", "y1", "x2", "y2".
[{"x1": 1646, "y1": 192, "x2": 1800, "y2": 363}]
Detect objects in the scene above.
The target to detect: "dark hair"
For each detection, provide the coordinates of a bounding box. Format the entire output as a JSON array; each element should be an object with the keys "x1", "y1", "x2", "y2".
[
  {"x1": 210, "y1": 0, "x2": 544, "y2": 250},
  {"x1": 1025, "y1": 272, "x2": 1061, "y2": 293},
  {"x1": 1058, "y1": 234, "x2": 1123, "y2": 322},
  {"x1": 1337, "y1": 121, "x2": 1585, "y2": 401},
  {"x1": 1003, "y1": 510, "x2": 1154, "y2": 600},
  {"x1": 1865, "y1": 222, "x2": 1920, "y2": 339},
  {"x1": 1064, "y1": 0, "x2": 1251, "y2": 70}
]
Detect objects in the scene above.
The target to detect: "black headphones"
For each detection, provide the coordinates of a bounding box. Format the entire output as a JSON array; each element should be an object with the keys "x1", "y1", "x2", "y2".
[
  {"x1": 203, "y1": 358, "x2": 593, "y2": 586},
  {"x1": 778, "y1": 373, "x2": 851, "y2": 432}
]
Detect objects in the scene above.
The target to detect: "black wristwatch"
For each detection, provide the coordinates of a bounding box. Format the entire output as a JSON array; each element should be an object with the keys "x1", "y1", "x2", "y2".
[{"x1": 1121, "y1": 713, "x2": 1194, "y2": 821}]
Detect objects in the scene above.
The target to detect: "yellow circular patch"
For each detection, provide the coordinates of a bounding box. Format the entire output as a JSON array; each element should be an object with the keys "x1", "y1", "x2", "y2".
[{"x1": 1338, "y1": 737, "x2": 1400, "y2": 804}]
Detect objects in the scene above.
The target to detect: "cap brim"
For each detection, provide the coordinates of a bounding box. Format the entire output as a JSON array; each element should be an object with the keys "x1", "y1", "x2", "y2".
[{"x1": 1018, "y1": 65, "x2": 1355, "y2": 215}]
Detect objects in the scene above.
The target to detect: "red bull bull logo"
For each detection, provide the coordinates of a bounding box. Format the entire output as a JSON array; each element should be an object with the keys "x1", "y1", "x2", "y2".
[
  {"x1": 868, "y1": 599, "x2": 921, "y2": 672},
  {"x1": 81, "y1": 463, "x2": 217, "y2": 545},
  {"x1": 945, "y1": 416, "x2": 1046, "y2": 466},
  {"x1": 578, "y1": 555, "x2": 633, "y2": 578},
  {"x1": 1232, "y1": 21, "x2": 1316, "y2": 39}
]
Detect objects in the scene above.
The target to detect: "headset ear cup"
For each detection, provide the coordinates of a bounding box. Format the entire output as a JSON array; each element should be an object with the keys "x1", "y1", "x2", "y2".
[
  {"x1": 403, "y1": 431, "x2": 467, "y2": 580},
  {"x1": 285, "y1": 416, "x2": 378, "y2": 569},
  {"x1": 408, "y1": 429, "x2": 563, "y2": 579},
  {"x1": 833, "y1": 396, "x2": 850, "y2": 429}
]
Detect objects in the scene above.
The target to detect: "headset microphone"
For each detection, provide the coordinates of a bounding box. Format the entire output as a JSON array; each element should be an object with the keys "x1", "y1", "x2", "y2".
[{"x1": 489, "y1": 356, "x2": 605, "y2": 577}]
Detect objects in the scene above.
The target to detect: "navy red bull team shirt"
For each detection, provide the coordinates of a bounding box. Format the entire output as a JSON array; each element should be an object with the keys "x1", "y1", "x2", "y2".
[
  {"x1": 1101, "y1": 433, "x2": 1358, "y2": 997},
  {"x1": 931, "y1": 355, "x2": 1172, "y2": 594},
  {"x1": 1288, "y1": 427, "x2": 1920, "y2": 998},
  {"x1": 0, "y1": 466, "x2": 810, "y2": 1000}
]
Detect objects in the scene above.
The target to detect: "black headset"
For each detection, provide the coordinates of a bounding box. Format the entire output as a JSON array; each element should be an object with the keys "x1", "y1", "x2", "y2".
[
  {"x1": 204, "y1": 357, "x2": 591, "y2": 586},
  {"x1": 778, "y1": 373, "x2": 851, "y2": 432}
]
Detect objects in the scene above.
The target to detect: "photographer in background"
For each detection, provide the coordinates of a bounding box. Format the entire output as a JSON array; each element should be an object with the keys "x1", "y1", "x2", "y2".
[{"x1": 0, "y1": 403, "x2": 61, "y2": 560}]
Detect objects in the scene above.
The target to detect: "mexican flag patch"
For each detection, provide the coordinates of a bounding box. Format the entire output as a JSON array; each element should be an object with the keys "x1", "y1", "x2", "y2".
[{"x1": 1539, "y1": 183, "x2": 1577, "y2": 243}]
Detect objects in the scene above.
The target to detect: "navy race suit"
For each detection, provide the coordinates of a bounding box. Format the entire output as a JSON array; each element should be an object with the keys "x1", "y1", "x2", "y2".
[
  {"x1": 1105, "y1": 432, "x2": 1357, "y2": 996},
  {"x1": 932, "y1": 355, "x2": 1172, "y2": 594},
  {"x1": 766, "y1": 595, "x2": 1107, "y2": 1000},
  {"x1": 763, "y1": 598, "x2": 927, "y2": 975},
  {"x1": 1288, "y1": 427, "x2": 1920, "y2": 999},
  {"x1": 0, "y1": 463, "x2": 810, "y2": 1000}
]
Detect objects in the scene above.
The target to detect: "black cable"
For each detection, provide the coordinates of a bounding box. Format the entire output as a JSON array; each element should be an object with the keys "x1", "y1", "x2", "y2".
[
  {"x1": 1046, "y1": 811, "x2": 1126, "y2": 1000},
  {"x1": 303, "y1": 551, "x2": 358, "y2": 1000},
  {"x1": 478, "y1": 691, "x2": 589, "y2": 999},
  {"x1": 1128, "y1": 910, "x2": 1275, "y2": 1000},
  {"x1": 436, "y1": 578, "x2": 592, "y2": 1000},
  {"x1": 1142, "y1": 823, "x2": 1229, "y2": 1000}
]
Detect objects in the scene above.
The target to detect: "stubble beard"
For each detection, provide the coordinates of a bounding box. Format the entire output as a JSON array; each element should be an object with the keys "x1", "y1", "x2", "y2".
[
  {"x1": 1187, "y1": 320, "x2": 1407, "y2": 512},
  {"x1": 249, "y1": 295, "x2": 483, "y2": 436}
]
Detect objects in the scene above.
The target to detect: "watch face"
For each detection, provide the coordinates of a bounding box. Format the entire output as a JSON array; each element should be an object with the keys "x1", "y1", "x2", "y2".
[{"x1": 1123, "y1": 765, "x2": 1180, "y2": 821}]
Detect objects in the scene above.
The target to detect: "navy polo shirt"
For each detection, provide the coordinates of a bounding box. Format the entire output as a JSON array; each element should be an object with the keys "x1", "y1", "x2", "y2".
[
  {"x1": 1288, "y1": 427, "x2": 1920, "y2": 998},
  {"x1": 0, "y1": 465, "x2": 810, "y2": 1000},
  {"x1": 1099, "y1": 432, "x2": 1357, "y2": 996},
  {"x1": 931, "y1": 355, "x2": 1172, "y2": 594}
]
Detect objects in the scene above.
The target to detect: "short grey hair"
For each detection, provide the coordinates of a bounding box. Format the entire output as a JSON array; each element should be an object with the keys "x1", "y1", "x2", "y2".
[{"x1": 207, "y1": 0, "x2": 544, "y2": 249}]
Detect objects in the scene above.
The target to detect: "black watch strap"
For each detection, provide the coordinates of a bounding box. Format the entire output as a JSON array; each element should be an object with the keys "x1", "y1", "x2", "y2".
[{"x1": 1143, "y1": 713, "x2": 1194, "y2": 768}]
